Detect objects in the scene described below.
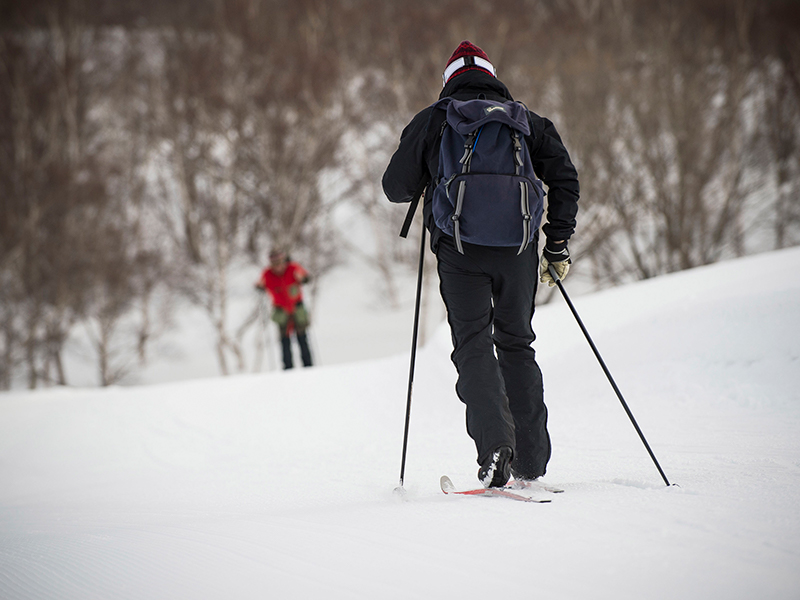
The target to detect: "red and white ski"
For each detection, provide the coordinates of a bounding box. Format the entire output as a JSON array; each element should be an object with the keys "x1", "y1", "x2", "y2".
[{"x1": 440, "y1": 475, "x2": 552, "y2": 503}]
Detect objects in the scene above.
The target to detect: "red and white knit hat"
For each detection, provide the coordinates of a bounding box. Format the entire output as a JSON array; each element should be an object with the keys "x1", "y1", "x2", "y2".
[{"x1": 443, "y1": 40, "x2": 496, "y2": 86}]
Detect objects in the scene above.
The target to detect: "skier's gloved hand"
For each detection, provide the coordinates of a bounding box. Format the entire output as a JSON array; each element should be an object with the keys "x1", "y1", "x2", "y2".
[{"x1": 540, "y1": 240, "x2": 571, "y2": 287}]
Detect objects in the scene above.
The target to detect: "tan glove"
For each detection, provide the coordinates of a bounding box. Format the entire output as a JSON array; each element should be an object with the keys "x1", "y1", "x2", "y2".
[{"x1": 539, "y1": 240, "x2": 571, "y2": 287}]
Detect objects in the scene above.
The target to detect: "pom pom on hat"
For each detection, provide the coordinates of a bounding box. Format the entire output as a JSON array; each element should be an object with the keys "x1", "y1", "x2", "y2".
[{"x1": 443, "y1": 41, "x2": 496, "y2": 86}]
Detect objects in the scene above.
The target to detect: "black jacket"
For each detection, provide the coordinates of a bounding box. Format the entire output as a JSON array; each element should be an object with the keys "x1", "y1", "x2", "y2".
[{"x1": 382, "y1": 70, "x2": 580, "y2": 251}]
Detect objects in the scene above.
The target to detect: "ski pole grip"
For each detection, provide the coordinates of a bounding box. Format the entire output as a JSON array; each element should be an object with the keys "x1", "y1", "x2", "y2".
[{"x1": 547, "y1": 263, "x2": 560, "y2": 283}]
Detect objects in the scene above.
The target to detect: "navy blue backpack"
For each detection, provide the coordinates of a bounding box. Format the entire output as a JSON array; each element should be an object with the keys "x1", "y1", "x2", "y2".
[{"x1": 431, "y1": 98, "x2": 545, "y2": 254}]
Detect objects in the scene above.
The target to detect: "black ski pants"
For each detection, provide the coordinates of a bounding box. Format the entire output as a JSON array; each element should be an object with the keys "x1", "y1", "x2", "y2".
[
  {"x1": 436, "y1": 235, "x2": 551, "y2": 478},
  {"x1": 276, "y1": 306, "x2": 313, "y2": 370},
  {"x1": 279, "y1": 331, "x2": 313, "y2": 370}
]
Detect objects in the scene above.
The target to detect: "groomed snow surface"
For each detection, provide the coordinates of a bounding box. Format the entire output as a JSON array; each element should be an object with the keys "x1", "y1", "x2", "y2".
[{"x1": 2, "y1": 247, "x2": 799, "y2": 599}]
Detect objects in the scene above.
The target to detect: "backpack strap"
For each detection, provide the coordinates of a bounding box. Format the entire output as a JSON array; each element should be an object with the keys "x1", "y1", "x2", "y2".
[
  {"x1": 518, "y1": 180, "x2": 532, "y2": 255},
  {"x1": 459, "y1": 129, "x2": 481, "y2": 173},
  {"x1": 512, "y1": 129, "x2": 532, "y2": 255},
  {"x1": 452, "y1": 177, "x2": 466, "y2": 254},
  {"x1": 451, "y1": 127, "x2": 482, "y2": 254},
  {"x1": 512, "y1": 129, "x2": 524, "y2": 175}
]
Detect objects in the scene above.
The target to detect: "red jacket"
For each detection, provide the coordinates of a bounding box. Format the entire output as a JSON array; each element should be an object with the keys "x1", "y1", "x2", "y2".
[{"x1": 260, "y1": 262, "x2": 308, "y2": 313}]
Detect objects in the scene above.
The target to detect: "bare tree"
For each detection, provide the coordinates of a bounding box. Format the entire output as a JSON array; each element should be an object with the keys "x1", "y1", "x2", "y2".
[
  {"x1": 552, "y1": 0, "x2": 767, "y2": 285},
  {"x1": 0, "y1": 5, "x2": 175, "y2": 388},
  {"x1": 762, "y1": 44, "x2": 800, "y2": 249},
  {"x1": 148, "y1": 32, "x2": 243, "y2": 375},
  {"x1": 0, "y1": 5, "x2": 101, "y2": 387}
]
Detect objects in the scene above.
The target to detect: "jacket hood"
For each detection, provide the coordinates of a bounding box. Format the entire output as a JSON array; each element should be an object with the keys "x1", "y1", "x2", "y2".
[{"x1": 439, "y1": 69, "x2": 514, "y2": 102}]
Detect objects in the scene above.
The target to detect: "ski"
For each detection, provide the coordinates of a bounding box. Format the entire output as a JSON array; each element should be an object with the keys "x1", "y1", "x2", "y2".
[{"x1": 440, "y1": 475, "x2": 552, "y2": 503}]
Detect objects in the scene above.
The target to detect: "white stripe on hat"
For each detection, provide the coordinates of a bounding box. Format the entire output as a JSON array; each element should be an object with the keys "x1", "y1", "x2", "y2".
[{"x1": 442, "y1": 56, "x2": 496, "y2": 86}]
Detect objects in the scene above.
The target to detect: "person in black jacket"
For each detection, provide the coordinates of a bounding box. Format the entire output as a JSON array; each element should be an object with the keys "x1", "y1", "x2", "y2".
[{"x1": 382, "y1": 41, "x2": 580, "y2": 488}]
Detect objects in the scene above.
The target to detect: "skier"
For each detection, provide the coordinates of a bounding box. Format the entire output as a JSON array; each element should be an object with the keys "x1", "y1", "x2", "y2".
[
  {"x1": 382, "y1": 41, "x2": 580, "y2": 488},
  {"x1": 256, "y1": 249, "x2": 313, "y2": 370}
]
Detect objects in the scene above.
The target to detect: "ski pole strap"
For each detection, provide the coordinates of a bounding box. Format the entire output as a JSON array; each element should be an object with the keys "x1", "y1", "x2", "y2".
[{"x1": 399, "y1": 177, "x2": 430, "y2": 238}]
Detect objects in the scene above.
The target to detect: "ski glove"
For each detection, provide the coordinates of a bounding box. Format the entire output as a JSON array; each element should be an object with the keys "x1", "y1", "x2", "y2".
[{"x1": 540, "y1": 240, "x2": 571, "y2": 287}]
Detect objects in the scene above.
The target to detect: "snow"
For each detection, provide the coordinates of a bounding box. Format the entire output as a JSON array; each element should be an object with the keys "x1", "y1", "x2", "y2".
[{"x1": 2, "y1": 246, "x2": 800, "y2": 600}]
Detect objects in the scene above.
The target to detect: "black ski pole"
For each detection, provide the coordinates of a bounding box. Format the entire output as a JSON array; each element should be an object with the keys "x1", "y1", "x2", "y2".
[
  {"x1": 397, "y1": 222, "x2": 427, "y2": 493},
  {"x1": 548, "y1": 264, "x2": 672, "y2": 487}
]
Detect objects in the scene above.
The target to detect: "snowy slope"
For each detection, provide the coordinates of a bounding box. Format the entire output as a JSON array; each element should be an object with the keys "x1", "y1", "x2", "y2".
[{"x1": 2, "y1": 247, "x2": 799, "y2": 600}]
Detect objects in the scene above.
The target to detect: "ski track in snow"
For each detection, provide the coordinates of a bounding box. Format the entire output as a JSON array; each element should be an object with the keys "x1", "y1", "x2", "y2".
[{"x1": 2, "y1": 247, "x2": 800, "y2": 599}]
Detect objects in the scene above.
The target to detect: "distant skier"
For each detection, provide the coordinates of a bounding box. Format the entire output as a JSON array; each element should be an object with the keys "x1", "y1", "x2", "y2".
[
  {"x1": 382, "y1": 41, "x2": 580, "y2": 488},
  {"x1": 256, "y1": 249, "x2": 313, "y2": 370}
]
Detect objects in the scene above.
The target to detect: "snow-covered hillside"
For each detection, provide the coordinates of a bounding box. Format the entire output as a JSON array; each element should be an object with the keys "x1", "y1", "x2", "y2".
[{"x1": 2, "y1": 247, "x2": 799, "y2": 600}]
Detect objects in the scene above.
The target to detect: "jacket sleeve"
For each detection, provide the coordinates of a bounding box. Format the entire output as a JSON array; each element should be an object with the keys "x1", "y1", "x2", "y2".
[
  {"x1": 528, "y1": 113, "x2": 580, "y2": 242},
  {"x1": 290, "y1": 262, "x2": 310, "y2": 284},
  {"x1": 382, "y1": 108, "x2": 433, "y2": 204}
]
